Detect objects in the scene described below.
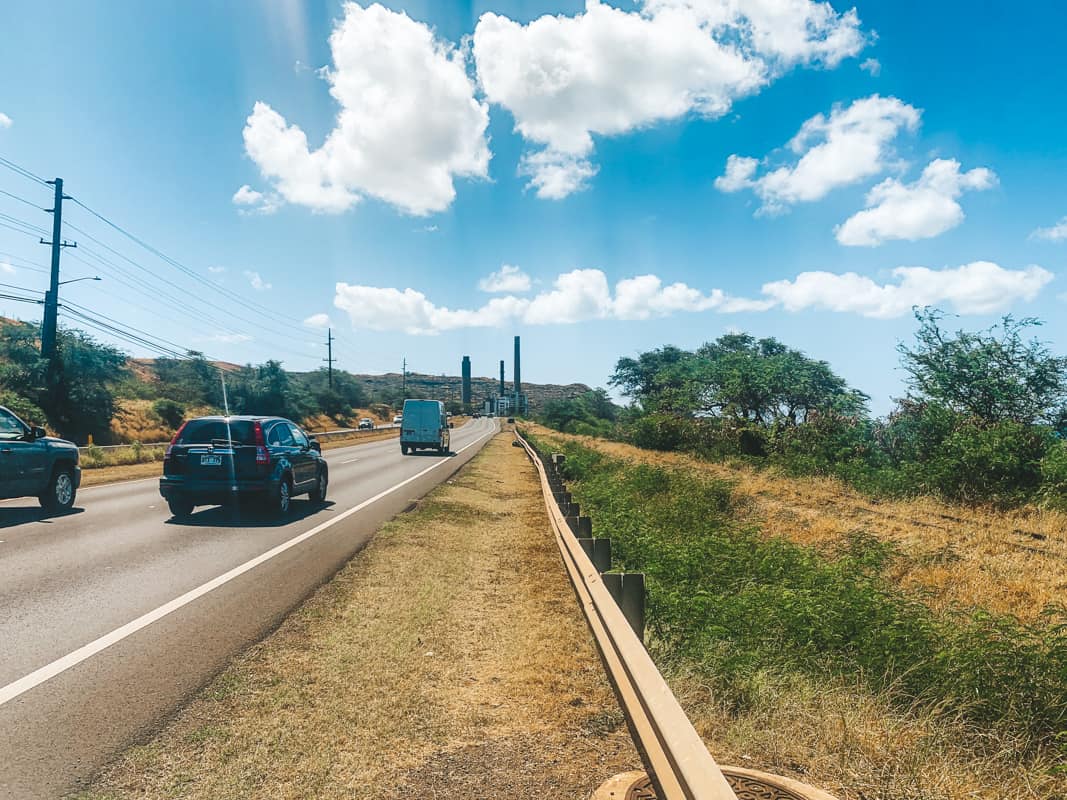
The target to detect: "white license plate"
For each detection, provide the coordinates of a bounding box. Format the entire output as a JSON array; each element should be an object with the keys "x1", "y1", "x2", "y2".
[{"x1": 200, "y1": 455, "x2": 223, "y2": 466}]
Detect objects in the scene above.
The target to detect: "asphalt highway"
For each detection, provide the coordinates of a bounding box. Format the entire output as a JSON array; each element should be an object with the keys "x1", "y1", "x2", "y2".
[{"x1": 0, "y1": 417, "x2": 498, "y2": 799}]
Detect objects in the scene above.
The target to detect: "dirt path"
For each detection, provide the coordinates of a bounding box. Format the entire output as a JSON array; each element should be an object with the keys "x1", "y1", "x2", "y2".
[{"x1": 79, "y1": 433, "x2": 639, "y2": 799}]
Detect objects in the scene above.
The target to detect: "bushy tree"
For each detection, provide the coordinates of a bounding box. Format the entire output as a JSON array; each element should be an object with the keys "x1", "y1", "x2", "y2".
[{"x1": 899, "y1": 309, "x2": 1067, "y2": 426}]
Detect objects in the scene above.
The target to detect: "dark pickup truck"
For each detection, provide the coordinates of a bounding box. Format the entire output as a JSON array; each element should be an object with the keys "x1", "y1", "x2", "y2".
[{"x1": 0, "y1": 405, "x2": 81, "y2": 513}]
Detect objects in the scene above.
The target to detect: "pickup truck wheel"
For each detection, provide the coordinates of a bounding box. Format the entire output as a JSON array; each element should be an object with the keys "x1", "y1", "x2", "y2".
[
  {"x1": 166, "y1": 496, "x2": 194, "y2": 518},
  {"x1": 272, "y1": 477, "x2": 292, "y2": 518},
  {"x1": 39, "y1": 467, "x2": 76, "y2": 513},
  {"x1": 308, "y1": 469, "x2": 328, "y2": 503}
]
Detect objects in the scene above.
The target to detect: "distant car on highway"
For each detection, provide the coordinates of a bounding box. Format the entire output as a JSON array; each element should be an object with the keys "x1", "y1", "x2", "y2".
[
  {"x1": 400, "y1": 399, "x2": 450, "y2": 455},
  {"x1": 0, "y1": 405, "x2": 81, "y2": 513},
  {"x1": 358, "y1": 418, "x2": 374, "y2": 430},
  {"x1": 392, "y1": 414, "x2": 403, "y2": 425},
  {"x1": 159, "y1": 415, "x2": 327, "y2": 519}
]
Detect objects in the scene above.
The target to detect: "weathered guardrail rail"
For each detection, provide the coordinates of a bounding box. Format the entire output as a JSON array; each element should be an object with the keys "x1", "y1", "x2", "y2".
[{"x1": 514, "y1": 429, "x2": 841, "y2": 800}]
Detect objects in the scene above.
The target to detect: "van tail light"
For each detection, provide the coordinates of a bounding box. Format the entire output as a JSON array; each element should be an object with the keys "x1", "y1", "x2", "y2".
[
  {"x1": 253, "y1": 421, "x2": 270, "y2": 464},
  {"x1": 164, "y1": 421, "x2": 187, "y2": 460}
]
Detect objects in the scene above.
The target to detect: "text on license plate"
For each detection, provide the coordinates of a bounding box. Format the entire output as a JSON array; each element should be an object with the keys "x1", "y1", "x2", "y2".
[{"x1": 200, "y1": 455, "x2": 223, "y2": 466}]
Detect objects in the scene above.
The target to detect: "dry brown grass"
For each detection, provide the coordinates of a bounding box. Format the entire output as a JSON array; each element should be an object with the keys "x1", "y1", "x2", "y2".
[
  {"x1": 525, "y1": 424, "x2": 1067, "y2": 624},
  {"x1": 675, "y1": 669, "x2": 1066, "y2": 800},
  {"x1": 79, "y1": 434, "x2": 639, "y2": 799}
]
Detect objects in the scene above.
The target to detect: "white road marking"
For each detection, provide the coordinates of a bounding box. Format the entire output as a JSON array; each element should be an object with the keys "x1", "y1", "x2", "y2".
[
  {"x1": 0, "y1": 423, "x2": 496, "y2": 708},
  {"x1": 341, "y1": 458, "x2": 359, "y2": 464}
]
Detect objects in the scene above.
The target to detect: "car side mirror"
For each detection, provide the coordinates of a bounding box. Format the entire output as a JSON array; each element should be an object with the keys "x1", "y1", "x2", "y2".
[
  {"x1": 310, "y1": 438, "x2": 321, "y2": 453},
  {"x1": 448, "y1": 422, "x2": 454, "y2": 429},
  {"x1": 31, "y1": 426, "x2": 46, "y2": 440}
]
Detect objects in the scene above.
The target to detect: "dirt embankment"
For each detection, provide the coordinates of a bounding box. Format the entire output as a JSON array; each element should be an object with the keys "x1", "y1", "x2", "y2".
[{"x1": 80, "y1": 433, "x2": 639, "y2": 799}]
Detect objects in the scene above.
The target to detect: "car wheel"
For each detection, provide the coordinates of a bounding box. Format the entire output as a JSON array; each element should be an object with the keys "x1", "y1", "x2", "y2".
[
  {"x1": 272, "y1": 477, "x2": 292, "y2": 518},
  {"x1": 39, "y1": 467, "x2": 76, "y2": 513},
  {"x1": 167, "y1": 496, "x2": 194, "y2": 518},
  {"x1": 308, "y1": 469, "x2": 328, "y2": 503},
  {"x1": 401, "y1": 444, "x2": 408, "y2": 455}
]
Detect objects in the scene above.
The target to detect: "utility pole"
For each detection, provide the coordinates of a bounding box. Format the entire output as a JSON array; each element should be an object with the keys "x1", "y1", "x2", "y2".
[
  {"x1": 322, "y1": 327, "x2": 336, "y2": 389},
  {"x1": 402, "y1": 357, "x2": 407, "y2": 399},
  {"x1": 39, "y1": 178, "x2": 76, "y2": 361}
]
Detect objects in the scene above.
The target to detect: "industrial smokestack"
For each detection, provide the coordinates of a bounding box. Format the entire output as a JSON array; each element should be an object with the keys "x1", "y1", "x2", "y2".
[
  {"x1": 499, "y1": 360, "x2": 505, "y2": 396},
  {"x1": 461, "y1": 356, "x2": 472, "y2": 406},
  {"x1": 514, "y1": 336, "x2": 521, "y2": 397}
]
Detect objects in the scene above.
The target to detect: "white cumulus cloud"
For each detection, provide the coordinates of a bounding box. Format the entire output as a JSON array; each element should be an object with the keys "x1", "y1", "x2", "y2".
[
  {"x1": 232, "y1": 184, "x2": 282, "y2": 215},
  {"x1": 479, "y1": 265, "x2": 532, "y2": 293},
  {"x1": 244, "y1": 270, "x2": 272, "y2": 291},
  {"x1": 835, "y1": 159, "x2": 997, "y2": 246},
  {"x1": 242, "y1": 2, "x2": 490, "y2": 217},
  {"x1": 0, "y1": 261, "x2": 14, "y2": 274},
  {"x1": 474, "y1": 0, "x2": 864, "y2": 199},
  {"x1": 208, "y1": 266, "x2": 226, "y2": 274},
  {"x1": 303, "y1": 313, "x2": 332, "y2": 328},
  {"x1": 761, "y1": 262, "x2": 1052, "y2": 318},
  {"x1": 335, "y1": 268, "x2": 758, "y2": 333},
  {"x1": 1031, "y1": 216, "x2": 1067, "y2": 242},
  {"x1": 859, "y1": 57, "x2": 881, "y2": 76},
  {"x1": 0, "y1": 113, "x2": 12, "y2": 129},
  {"x1": 716, "y1": 94, "x2": 921, "y2": 213}
]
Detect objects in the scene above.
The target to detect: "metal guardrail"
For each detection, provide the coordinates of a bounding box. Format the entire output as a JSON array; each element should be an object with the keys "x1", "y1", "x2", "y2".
[
  {"x1": 514, "y1": 429, "x2": 738, "y2": 800},
  {"x1": 77, "y1": 425, "x2": 402, "y2": 453}
]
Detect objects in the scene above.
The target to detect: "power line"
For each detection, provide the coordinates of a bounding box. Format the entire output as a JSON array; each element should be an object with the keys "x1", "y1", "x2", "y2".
[
  {"x1": 62, "y1": 219, "x2": 320, "y2": 356},
  {"x1": 0, "y1": 156, "x2": 51, "y2": 188},
  {"x1": 68, "y1": 196, "x2": 310, "y2": 328},
  {"x1": 0, "y1": 187, "x2": 46, "y2": 211}
]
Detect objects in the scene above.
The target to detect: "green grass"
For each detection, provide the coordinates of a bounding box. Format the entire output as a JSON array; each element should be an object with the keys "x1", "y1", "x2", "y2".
[
  {"x1": 81, "y1": 442, "x2": 167, "y2": 469},
  {"x1": 530, "y1": 434, "x2": 1067, "y2": 754}
]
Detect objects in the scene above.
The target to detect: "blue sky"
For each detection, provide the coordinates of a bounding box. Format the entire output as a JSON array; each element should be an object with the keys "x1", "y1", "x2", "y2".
[{"x1": 1, "y1": 1, "x2": 1065, "y2": 414}]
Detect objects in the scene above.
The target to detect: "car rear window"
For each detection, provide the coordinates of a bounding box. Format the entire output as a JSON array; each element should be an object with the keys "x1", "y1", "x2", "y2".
[{"x1": 178, "y1": 419, "x2": 258, "y2": 445}]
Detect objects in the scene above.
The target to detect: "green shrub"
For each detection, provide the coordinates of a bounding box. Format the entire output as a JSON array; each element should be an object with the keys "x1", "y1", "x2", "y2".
[
  {"x1": 546, "y1": 438, "x2": 1067, "y2": 749},
  {"x1": 0, "y1": 391, "x2": 47, "y2": 427},
  {"x1": 1040, "y1": 440, "x2": 1067, "y2": 510},
  {"x1": 151, "y1": 399, "x2": 186, "y2": 429}
]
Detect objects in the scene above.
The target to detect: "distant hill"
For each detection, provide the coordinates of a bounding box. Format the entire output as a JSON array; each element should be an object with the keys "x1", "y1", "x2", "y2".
[{"x1": 350, "y1": 371, "x2": 592, "y2": 411}]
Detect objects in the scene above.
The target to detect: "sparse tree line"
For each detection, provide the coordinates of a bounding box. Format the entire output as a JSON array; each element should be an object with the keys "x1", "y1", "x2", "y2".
[
  {"x1": 539, "y1": 309, "x2": 1067, "y2": 509},
  {"x1": 0, "y1": 320, "x2": 416, "y2": 444}
]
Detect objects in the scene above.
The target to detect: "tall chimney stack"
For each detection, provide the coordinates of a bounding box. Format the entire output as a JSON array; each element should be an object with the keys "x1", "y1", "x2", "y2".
[
  {"x1": 514, "y1": 336, "x2": 521, "y2": 397},
  {"x1": 499, "y1": 360, "x2": 505, "y2": 396},
  {"x1": 461, "y1": 356, "x2": 472, "y2": 406}
]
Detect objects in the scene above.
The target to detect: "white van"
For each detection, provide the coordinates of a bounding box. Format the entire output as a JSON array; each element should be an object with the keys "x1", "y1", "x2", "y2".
[{"x1": 400, "y1": 399, "x2": 451, "y2": 455}]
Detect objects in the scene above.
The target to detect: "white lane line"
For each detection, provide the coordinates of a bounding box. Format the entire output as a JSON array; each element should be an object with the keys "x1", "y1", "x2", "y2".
[
  {"x1": 0, "y1": 424, "x2": 496, "y2": 708},
  {"x1": 340, "y1": 458, "x2": 359, "y2": 464}
]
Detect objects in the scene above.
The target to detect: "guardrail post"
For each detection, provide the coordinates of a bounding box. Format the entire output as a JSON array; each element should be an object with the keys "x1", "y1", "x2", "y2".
[
  {"x1": 577, "y1": 516, "x2": 592, "y2": 538},
  {"x1": 577, "y1": 537, "x2": 612, "y2": 573},
  {"x1": 602, "y1": 572, "x2": 645, "y2": 641}
]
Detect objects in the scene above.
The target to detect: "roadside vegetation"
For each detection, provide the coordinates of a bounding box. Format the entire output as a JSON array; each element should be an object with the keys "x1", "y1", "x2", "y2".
[
  {"x1": 0, "y1": 318, "x2": 456, "y2": 446},
  {"x1": 539, "y1": 308, "x2": 1067, "y2": 511},
  {"x1": 528, "y1": 427, "x2": 1067, "y2": 798}
]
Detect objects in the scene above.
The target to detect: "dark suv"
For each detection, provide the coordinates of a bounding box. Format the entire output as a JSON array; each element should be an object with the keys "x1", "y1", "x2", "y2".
[
  {"x1": 0, "y1": 405, "x2": 81, "y2": 513},
  {"x1": 159, "y1": 415, "x2": 328, "y2": 519}
]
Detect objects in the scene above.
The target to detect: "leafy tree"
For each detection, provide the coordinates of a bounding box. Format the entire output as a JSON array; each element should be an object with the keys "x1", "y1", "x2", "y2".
[
  {"x1": 611, "y1": 335, "x2": 866, "y2": 424},
  {"x1": 153, "y1": 352, "x2": 225, "y2": 407},
  {"x1": 610, "y1": 346, "x2": 704, "y2": 414},
  {"x1": 899, "y1": 309, "x2": 1067, "y2": 426},
  {"x1": 227, "y1": 361, "x2": 315, "y2": 421},
  {"x1": 152, "y1": 398, "x2": 186, "y2": 428},
  {"x1": 45, "y1": 328, "x2": 129, "y2": 442}
]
